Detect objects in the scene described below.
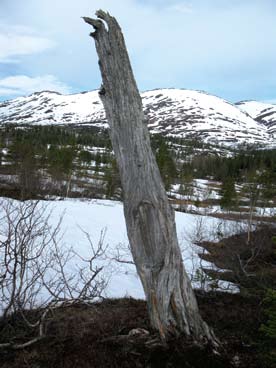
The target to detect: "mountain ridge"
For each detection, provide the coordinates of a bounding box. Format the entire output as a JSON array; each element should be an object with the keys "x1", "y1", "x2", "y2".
[{"x1": 0, "y1": 88, "x2": 275, "y2": 148}]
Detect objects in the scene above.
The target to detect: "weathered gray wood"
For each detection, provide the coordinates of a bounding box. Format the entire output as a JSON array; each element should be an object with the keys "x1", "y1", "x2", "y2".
[{"x1": 83, "y1": 10, "x2": 217, "y2": 344}]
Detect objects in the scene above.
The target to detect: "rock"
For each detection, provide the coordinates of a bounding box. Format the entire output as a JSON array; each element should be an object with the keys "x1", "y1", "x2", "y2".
[{"x1": 128, "y1": 328, "x2": 150, "y2": 337}]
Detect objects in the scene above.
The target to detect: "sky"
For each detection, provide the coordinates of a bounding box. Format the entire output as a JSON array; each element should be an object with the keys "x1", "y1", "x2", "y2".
[{"x1": 0, "y1": 0, "x2": 276, "y2": 103}]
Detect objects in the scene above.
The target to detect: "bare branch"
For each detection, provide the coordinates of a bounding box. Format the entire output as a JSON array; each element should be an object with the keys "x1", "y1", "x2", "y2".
[{"x1": 0, "y1": 199, "x2": 109, "y2": 349}]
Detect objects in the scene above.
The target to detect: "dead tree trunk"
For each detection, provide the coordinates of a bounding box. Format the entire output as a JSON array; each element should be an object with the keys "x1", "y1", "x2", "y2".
[{"x1": 83, "y1": 10, "x2": 217, "y2": 344}]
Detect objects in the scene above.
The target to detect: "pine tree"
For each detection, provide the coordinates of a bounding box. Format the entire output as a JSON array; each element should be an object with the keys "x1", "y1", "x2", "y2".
[{"x1": 220, "y1": 177, "x2": 237, "y2": 210}]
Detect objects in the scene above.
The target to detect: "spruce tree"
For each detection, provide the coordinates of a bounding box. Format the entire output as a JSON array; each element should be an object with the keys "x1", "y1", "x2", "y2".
[{"x1": 220, "y1": 177, "x2": 237, "y2": 210}]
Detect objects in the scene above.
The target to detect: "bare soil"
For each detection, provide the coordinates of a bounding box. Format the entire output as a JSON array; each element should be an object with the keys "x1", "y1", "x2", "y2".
[
  {"x1": 1, "y1": 226, "x2": 275, "y2": 367},
  {"x1": 0, "y1": 293, "x2": 272, "y2": 368}
]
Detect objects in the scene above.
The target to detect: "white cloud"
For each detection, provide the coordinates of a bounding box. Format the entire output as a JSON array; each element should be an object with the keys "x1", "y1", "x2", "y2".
[
  {"x1": 0, "y1": 75, "x2": 71, "y2": 97},
  {"x1": 167, "y1": 2, "x2": 193, "y2": 14},
  {"x1": 0, "y1": 24, "x2": 55, "y2": 62},
  {"x1": 1, "y1": 1, "x2": 276, "y2": 101}
]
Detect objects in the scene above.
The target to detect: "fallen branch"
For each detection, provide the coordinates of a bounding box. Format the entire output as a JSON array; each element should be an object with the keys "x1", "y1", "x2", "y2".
[{"x1": 0, "y1": 336, "x2": 44, "y2": 350}]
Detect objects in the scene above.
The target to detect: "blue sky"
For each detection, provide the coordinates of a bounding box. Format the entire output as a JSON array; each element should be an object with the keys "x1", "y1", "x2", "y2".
[{"x1": 0, "y1": 0, "x2": 276, "y2": 102}]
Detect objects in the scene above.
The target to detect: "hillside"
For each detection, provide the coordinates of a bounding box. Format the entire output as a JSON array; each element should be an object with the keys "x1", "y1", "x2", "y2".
[
  {"x1": 0, "y1": 91, "x2": 276, "y2": 367},
  {"x1": 142, "y1": 89, "x2": 273, "y2": 146},
  {"x1": 0, "y1": 88, "x2": 275, "y2": 147},
  {"x1": 236, "y1": 100, "x2": 276, "y2": 136},
  {"x1": 0, "y1": 198, "x2": 275, "y2": 367}
]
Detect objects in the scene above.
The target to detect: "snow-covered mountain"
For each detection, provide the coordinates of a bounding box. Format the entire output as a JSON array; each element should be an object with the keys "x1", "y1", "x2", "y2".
[
  {"x1": 0, "y1": 90, "x2": 106, "y2": 128},
  {"x1": 142, "y1": 89, "x2": 273, "y2": 146},
  {"x1": 236, "y1": 100, "x2": 276, "y2": 136},
  {"x1": 0, "y1": 88, "x2": 275, "y2": 147}
]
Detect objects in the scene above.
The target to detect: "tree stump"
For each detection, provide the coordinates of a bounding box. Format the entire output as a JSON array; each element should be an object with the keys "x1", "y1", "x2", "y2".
[{"x1": 83, "y1": 10, "x2": 217, "y2": 345}]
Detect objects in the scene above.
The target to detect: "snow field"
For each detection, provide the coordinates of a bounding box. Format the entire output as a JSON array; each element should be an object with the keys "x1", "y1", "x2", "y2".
[
  {"x1": 38, "y1": 198, "x2": 239, "y2": 298},
  {"x1": 0, "y1": 197, "x2": 243, "y2": 315}
]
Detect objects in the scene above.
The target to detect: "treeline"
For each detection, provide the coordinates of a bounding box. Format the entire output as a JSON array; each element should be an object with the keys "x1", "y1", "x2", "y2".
[
  {"x1": 0, "y1": 125, "x2": 113, "y2": 198},
  {"x1": 0, "y1": 125, "x2": 276, "y2": 202},
  {"x1": 0, "y1": 124, "x2": 111, "y2": 148},
  {"x1": 181, "y1": 148, "x2": 276, "y2": 181},
  {"x1": 0, "y1": 126, "x2": 179, "y2": 198}
]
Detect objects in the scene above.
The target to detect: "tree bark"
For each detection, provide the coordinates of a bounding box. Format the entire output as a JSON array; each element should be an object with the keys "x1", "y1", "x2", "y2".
[{"x1": 83, "y1": 10, "x2": 217, "y2": 344}]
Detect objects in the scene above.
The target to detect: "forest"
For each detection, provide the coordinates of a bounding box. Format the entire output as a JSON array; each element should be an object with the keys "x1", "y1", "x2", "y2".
[{"x1": 0, "y1": 125, "x2": 275, "y2": 211}]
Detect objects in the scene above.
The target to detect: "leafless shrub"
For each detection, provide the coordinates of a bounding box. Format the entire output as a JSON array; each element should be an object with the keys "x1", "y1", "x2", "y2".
[
  {"x1": 110, "y1": 242, "x2": 134, "y2": 266},
  {"x1": 0, "y1": 199, "x2": 108, "y2": 349},
  {"x1": 181, "y1": 216, "x2": 240, "y2": 293},
  {"x1": 179, "y1": 217, "x2": 217, "y2": 290}
]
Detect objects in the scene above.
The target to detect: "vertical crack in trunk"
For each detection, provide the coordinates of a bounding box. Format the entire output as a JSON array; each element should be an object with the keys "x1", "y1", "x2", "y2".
[{"x1": 83, "y1": 10, "x2": 218, "y2": 346}]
